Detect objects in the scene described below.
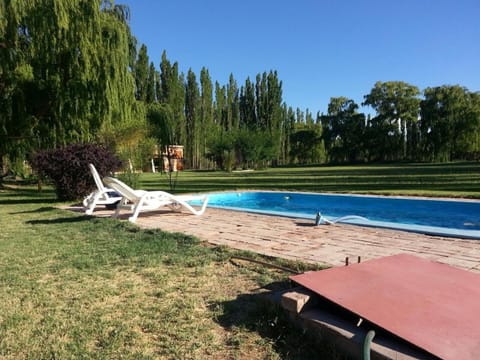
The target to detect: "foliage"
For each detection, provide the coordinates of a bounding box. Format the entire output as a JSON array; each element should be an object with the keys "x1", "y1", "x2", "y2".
[
  {"x1": 198, "y1": 67, "x2": 214, "y2": 169},
  {"x1": 159, "y1": 50, "x2": 185, "y2": 145},
  {"x1": 117, "y1": 167, "x2": 141, "y2": 189},
  {"x1": 134, "y1": 44, "x2": 149, "y2": 101},
  {"x1": 0, "y1": 0, "x2": 137, "y2": 185},
  {"x1": 290, "y1": 128, "x2": 324, "y2": 164},
  {"x1": 30, "y1": 143, "x2": 123, "y2": 201},
  {"x1": 235, "y1": 128, "x2": 276, "y2": 169},
  {"x1": 2, "y1": 1, "x2": 480, "y2": 180},
  {"x1": 185, "y1": 68, "x2": 200, "y2": 168},
  {"x1": 207, "y1": 132, "x2": 236, "y2": 171},
  {"x1": 147, "y1": 103, "x2": 179, "y2": 189},
  {"x1": 420, "y1": 85, "x2": 480, "y2": 161},
  {"x1": 321, "y1": 97, "x2": 366, "y2": 163},
  {"x1": 363, "y1": 81, "x2": 421, "y2": 161}
]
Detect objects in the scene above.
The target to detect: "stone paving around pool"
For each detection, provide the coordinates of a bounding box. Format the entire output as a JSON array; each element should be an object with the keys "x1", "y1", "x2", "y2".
[{"x1": 80, "y1": 206, "x2": 480, "y2": 273}]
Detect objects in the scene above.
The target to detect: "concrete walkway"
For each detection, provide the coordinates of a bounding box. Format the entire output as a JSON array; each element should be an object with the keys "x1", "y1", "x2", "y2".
[{"x1": 85, "y1": 206, "x2": 480, "y2": 273}]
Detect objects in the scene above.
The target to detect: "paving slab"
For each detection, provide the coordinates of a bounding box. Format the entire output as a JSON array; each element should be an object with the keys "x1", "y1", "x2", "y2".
[{"x1": 77, "y1": 206, "x2": 480, "y2": 272}]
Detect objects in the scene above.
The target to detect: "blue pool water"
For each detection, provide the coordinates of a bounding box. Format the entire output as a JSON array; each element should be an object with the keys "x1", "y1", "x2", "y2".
[{"x1": 196, "y1": 191, "x2": 480, "y2": 239}]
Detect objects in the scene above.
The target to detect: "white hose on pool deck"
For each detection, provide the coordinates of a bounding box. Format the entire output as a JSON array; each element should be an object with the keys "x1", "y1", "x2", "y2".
[{"x1": 315, "y1": 212, "x2": 369, "y2": 225}]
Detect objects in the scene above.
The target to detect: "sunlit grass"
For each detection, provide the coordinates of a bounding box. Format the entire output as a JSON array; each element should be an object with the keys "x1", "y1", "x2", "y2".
[
  {"x1": 0, "y1": 187, "x2": 328, "y2": 359},
  {"x1": 141, "y1": 162, "x2": 480, "y2": 198}
]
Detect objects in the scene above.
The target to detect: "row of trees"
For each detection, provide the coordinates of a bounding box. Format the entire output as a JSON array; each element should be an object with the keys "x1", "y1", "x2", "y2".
[
  {"x1": 322, "y1": 82, "x2": 480, "y2": 163},
  {"x1": 137, "y1": 48, "x2": 288, "y2": 170},
  {"x1": 136, "y1": 43, "x2": 480, "y2": 167},
  {"x1": 1, "y1": 1, "x2": 479, "y2": 181}
]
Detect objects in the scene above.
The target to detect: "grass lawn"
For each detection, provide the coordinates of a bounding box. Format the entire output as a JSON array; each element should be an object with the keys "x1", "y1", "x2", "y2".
[
  {"x1": 0, "y1": 185, "x2": 330, "y2": 359},
  {"x1": 1, "y1": 162, "x2": 478, "y2": 359},
  {"x1": 141, "y1": 162, "x2": 480, "y2": 199}
]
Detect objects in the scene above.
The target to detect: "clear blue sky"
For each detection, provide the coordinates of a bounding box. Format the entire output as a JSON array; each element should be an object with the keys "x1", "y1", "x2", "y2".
[{"x1": 123, "y1": 0, "x2": 480, "y2": 115}]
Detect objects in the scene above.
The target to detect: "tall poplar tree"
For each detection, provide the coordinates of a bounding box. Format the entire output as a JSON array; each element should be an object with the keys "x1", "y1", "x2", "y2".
[
  {"x1": 134, "y1": 44, "x2": 149, "y2": 101},
  {"x1": 146, "y1": 62, "x2": 157, "y2": 103},
  {"x1": 214, "y1": 81, "x2": 227, "y2": 131},
  {"x1": 240, "y1": 77, "x2": 257, "y2": 130},
  {"x1": 159, "y1": 51, "x2": 185, "y2": 145},
  {"x1": 226, "y1": 74, "x2": 239, "y2": 131},
  {"x1": 199, "y1": 67, "x2": 213, "y2": 168},
  {"x1": 255, "y1": 73, "x2": 269, "y2": 129},
  {"x1": 185, "y1": 69, "x2": 199, "y2": 168}
]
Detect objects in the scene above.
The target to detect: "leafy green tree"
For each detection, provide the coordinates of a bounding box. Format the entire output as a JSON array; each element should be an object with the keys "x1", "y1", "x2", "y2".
[
  {"x1": 255, "y1": 73, "x2": 268, "y2": 129},
  {"x1": 134, "y1": 44, "x2": 149, "y2": 101},
  {"x1": 185, "y1": 69, "x2": 200, "y2": 168},
  {"x1": 234, "y1": 128, "x2": 276, "y2": 169},
  {"x1": 266, "y1": 71, "x2": 284, "y2": 162},
  {"x1": 154, "y1": 62, "x2": 162, "y2": 103},
  {"x1": 199, "y1": 67, "x2": 214, "y2": 169},
  {"x1": 146, "y1": 62, "x2": 157, "y2": 103},
  {"x1": 226, "y1": 74, "x2": 239, "y2": 131},
  {"x1": 305, "y1": 109, "x2": 315, "y2": 127},
  {"x1": 281, "y1": 105, "x2": 296, "y2": 164},
  {"x1": 266, "y1": 72, "x2": 283, "y2": 127},
  {"x1": 321, "y1": 97, "x2": 366, "y2": 163},
  {"x1": 147, "y1": 103, "x2": 175, "y2": 152},
  {"x1": 0, "y1": 0, "x2": 136, "y2": 180},
  {"x1": 147, "y1": 103, "x2": 179, "y2": 189},
  {"x1": 363, "y1": 81, "x2": 420, "y2": 161},
  {"x1": 214, "y1": 81, "x2": 227, "y2": 133},
  {"x1": 207, "y1": 132, "x2": 236, "y2": 171},
  {"x1": 420, "y1": 86, "x2": 480, "y2": 161},
  {"x1": 239, "y1": 77, "x2": 257, "y2": 129},
  {"x1": 159, "y1": 51, "x2": 185, "y2": 145},
  {"x1": 289, "y1": 128, "x2": 323, "y2": 164}
]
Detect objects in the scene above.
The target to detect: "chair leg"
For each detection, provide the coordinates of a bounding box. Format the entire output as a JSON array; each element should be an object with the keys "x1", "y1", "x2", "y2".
[
  {"x1": 85, "y1": 191, "x2": 100, "y2": 215},
  {"x1": 128, "y1": 197, "x2": 146, "y2": 223},
  {"x1": 112, "y1": 197, "x2": 126, "y2": 219},
  {"x1": 178, "y1": 196, "x2": 208, "y2": 216}
]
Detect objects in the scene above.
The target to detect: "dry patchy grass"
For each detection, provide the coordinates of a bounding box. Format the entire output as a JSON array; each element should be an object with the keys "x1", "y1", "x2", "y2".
[{"x1": 0, "y1": 187, "x2": 335, "y2": 359}]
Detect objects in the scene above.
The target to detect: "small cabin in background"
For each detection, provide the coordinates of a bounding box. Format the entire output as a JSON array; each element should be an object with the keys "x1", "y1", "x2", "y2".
[{"x1": 151, "y1": 145, "x2": 184, "y2": 172}]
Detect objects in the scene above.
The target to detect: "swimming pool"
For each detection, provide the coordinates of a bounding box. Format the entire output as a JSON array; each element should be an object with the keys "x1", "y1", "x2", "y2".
[{"x1": 195, "y1": 191, "x2": 480, "y2": 239}]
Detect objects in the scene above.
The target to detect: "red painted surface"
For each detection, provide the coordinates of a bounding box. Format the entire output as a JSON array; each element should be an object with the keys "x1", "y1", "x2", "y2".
[{"x1": 290, "y1": 254, "x2": 480, "y2": 360}]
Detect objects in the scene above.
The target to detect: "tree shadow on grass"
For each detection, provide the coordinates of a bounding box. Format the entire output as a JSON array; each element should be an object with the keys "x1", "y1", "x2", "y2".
[
  {"x1": 213, "y1": 288, "x2": 346, "y2": 359},
  {"x1": 25, "y1": 215, "x2": 93, "y2": 225},
  {"x1": 10, "y1": 206, "x2": 57, "y2": 214},
  {"x1": 0, "y1": 198, "x2": 57, "y2": 205}
]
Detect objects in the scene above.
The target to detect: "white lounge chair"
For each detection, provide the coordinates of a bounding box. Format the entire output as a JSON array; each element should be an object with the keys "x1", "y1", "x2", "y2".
[
  {"x1": 103, "y1": 176, "x2": 209, "y2": 223},
  {"x1": 82, "y1": 164, "x2": 122, "y2": 215}
]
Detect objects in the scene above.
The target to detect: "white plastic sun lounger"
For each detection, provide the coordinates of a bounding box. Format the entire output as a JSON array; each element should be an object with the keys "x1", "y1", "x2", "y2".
[
  {"x1": 83, "y1": 164, "x2": 122, "y2": 215},
  {"x1": 103, "y1": 176, "x2": 209, "y2": 223}
]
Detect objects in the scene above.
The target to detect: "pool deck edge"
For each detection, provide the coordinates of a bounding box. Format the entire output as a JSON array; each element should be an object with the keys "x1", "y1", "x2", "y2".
[{"x1": 76, "y1": 206, "x2": 480, "y2": 273}]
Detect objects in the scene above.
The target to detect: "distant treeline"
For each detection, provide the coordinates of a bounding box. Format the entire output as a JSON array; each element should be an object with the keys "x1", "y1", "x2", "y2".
[{"x1": 1, "y1": 1, "x2": 479, "y2": 177}]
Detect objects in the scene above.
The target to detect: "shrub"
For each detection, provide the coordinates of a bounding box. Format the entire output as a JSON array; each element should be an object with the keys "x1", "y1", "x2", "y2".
[{"x1": 31, "y1": 143, "x2": 123, "y2": 201}]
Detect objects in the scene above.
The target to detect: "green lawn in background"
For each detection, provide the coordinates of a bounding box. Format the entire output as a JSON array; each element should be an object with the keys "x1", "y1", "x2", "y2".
[{"x1": 141, "y1": 162, "x2": 480, "y2": 198}]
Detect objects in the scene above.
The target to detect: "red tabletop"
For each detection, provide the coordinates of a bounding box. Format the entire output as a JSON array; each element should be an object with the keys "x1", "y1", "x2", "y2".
[{"x1": 290, "y1": 254, "x2": 480, "y2": 360}]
